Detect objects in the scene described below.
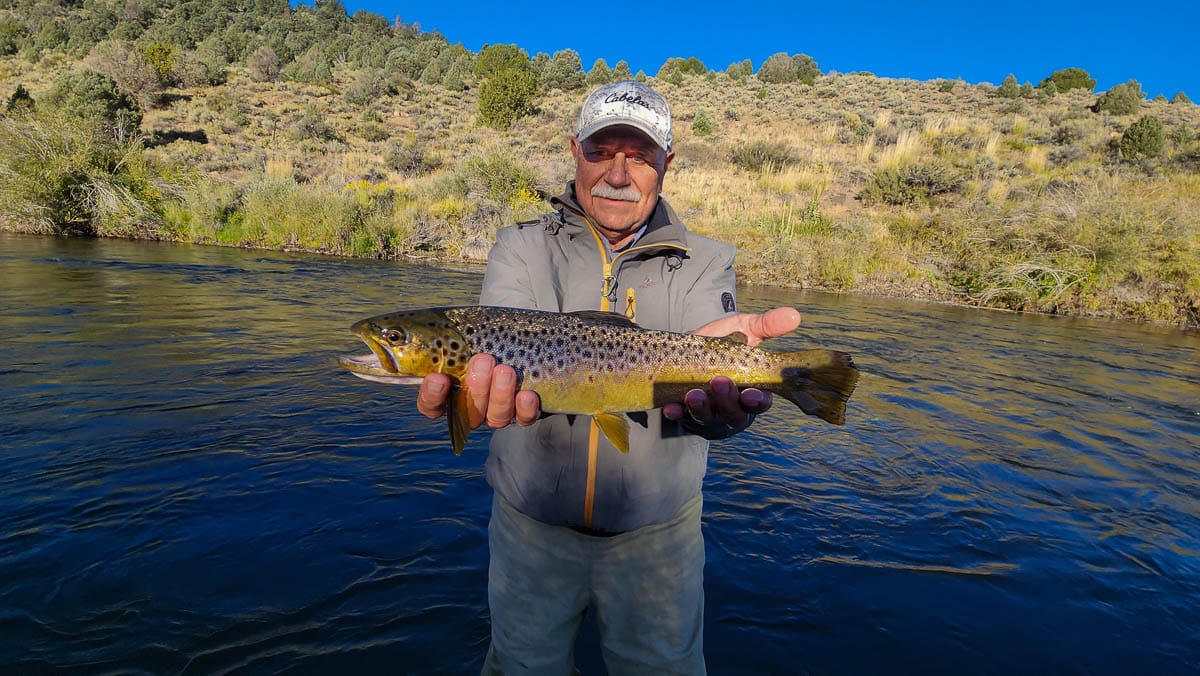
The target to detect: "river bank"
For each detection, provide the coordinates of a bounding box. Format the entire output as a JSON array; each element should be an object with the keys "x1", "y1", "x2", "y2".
[{"x1": 3, "y1": 57, "x2": 1199, "y2": 328}]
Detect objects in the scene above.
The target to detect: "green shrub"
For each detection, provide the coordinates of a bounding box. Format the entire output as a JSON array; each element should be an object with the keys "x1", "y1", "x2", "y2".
[
  {"x1": 1094, "y1": 80, "x2": 1145, "y2": 115},
  {"x1": 1039, "y1": 67, "x2": 1096, "y2": 93},
  {"x1": 757, "y1": 52, "x2": 820, "y2": 85},
  {"x1": 0, "y1": 110, "x2": 167, "y2": 235},
  {"x1": 285, "y1": 45, "x2": 333, "y2": 85},
  {"x1": 84, "y1": 41, "x2": 162, "y2": 107},
  {"x1": 441, "y1": 58, "x2": 469, "y2": 91},
  {"x1": 586, "y1": 58, "x2": 612, "y2": 86},
  {"x1": 541, "y1": 49, "x2": 585, "y2": 91},
  {"x1": 287, "y1": 105, "x2": 340, "y2": 142},
  {"x1": 477, "y1": 67, "x2": 538, "y2": 130},
  {"x1": 726, "y1": 59, "x2": 752, "y2": 82},
  {"x1": 858, "y1": 162, "x2": 966, "y2": 206},
  {"x1": 6, "y1": 83, "x2": 34, "y2": 113},
  {"x1": 1119, "y1": 115, "x2": 1164, "y2": 159},
  {"x1": 41, "y1": 70, "x2": 141, "y2": 141},
  {"x1": 0, "y1": 17, "x2": 27, "y2": 56},
  {"x1": 358, "y1": 121, "x2": 389, "y2": 142},
  {"x1": 474, "y1": 44, "x2": 529, "y2": 80},
  {"x1": 729, "y1": 140, "x2": 798, "y2": 173},
  {"x1": 453, "y1": 150, "x2": 540, "y2": 203},
  {"x1": 692, "y1": 109, "x2": 714, "y2": 136},
  {"x1": 938, "y1": 79, "x2": 957, "y2": 93},
  {"x1": 143, "y1": 43, "x2": 175, "y2": 84},
  {"x1": 1171, "y1": 91, "x2": 1192, "y2": 105},
  {"x1": 386, "y1": 137, "x2": 441, "y2": 175},
  {"x1": 246, "y1": 46, "x2": 281, "y2": 82},
  {"x1": 995, "y1": 74, "x2": 1019, "y2": 98},
  {"x1": 344, "y1": 67, "x2": 391, "y2": 106}
]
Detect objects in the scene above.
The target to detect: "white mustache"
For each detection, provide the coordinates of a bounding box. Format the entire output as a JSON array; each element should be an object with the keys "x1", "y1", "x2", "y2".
[{"x1": 591, "y1": 184, "x2": 642, "y2": 202}]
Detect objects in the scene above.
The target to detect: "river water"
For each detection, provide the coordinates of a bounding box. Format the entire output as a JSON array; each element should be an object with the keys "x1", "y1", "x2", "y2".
[{"x1": 1, "y1": 233, "x2": 1198, "y2": 674}]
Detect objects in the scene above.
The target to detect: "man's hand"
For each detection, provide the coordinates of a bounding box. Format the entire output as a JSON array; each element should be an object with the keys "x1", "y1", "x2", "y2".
[
  {"x1": 662, "y1": 307, "x2": 802, "y2": 431},
  {"x1": 417, "y1": 353, "x2": 541, "y2": 429}
]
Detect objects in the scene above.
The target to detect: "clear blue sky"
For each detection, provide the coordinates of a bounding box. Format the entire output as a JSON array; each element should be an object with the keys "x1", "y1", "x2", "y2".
[{"x1": 337, "y1": 1, "x2": 1197, "y2": 98}]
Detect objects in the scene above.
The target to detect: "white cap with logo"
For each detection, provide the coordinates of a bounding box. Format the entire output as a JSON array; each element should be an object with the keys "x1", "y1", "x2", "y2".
[{"x1": 575, "y1": 80, "x2": 673, "y2": 151}]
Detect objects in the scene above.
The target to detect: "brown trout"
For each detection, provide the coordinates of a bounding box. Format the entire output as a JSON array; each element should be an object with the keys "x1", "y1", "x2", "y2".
[{"x1": 339, "y1": 306, "x2": 859, "y2": 454}]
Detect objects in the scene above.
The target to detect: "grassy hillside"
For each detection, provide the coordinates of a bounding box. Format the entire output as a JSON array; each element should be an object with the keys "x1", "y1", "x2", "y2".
[{"x1": 1, "y1": 28, "x2": 1198, "y2": 326}]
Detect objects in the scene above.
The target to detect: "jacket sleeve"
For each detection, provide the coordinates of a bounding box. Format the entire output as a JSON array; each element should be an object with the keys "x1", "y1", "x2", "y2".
[
  {"x1": 679, "y1": 238, "x2": 739, "y2": 333},
  {"x1": 480, "y1": 227, "x2": 536, "y2": 308}
]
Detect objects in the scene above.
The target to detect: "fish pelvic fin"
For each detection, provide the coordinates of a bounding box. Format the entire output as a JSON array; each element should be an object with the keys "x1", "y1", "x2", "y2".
[
  {"x1": 593, "y1": 412, "x2": 631, "y2": 453},
  {"x1": 776, "y1": 350, "x2": 860, "y2": 425},
  {"x1": 448, "y1": 384, "x2": 470, "y2": 455}
]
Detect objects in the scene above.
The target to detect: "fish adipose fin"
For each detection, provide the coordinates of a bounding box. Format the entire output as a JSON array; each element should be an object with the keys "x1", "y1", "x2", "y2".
[
  {"x1": 448, "y1": 385, "x2": 470, "y2": 455},
  {"x1": 593, "y1": 412, "x2": 631, "y2": 453},
  {"x1": 778, "y1": 350, "x2": 861, "y2": 426}
]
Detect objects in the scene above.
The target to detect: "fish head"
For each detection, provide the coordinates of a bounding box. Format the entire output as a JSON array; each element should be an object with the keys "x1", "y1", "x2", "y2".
[{"x1": 339, "y1": 308, "x2": 471, "y2": 384}]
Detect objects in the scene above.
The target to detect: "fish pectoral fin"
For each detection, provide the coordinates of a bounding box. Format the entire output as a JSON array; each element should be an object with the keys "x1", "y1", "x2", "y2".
[
  {"x1": 593, "y1": 412, "x2": 630, "y2": 453},
  {"x1": 448, "y1": 384, "x2": 470, "y2": 455}
]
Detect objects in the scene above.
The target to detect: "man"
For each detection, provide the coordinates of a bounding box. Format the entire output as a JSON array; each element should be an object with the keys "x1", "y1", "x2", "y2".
[{"x1": 417, "y1": 80, "x2": 802, "y2": 675}]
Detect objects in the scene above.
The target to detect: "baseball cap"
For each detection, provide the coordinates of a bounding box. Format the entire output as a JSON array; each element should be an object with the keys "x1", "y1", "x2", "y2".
[{"x1": 575, "y1": 80, "x2": 673, "y2": 151}]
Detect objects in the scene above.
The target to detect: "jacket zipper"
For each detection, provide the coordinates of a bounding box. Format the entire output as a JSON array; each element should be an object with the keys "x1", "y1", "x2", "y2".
[{"x1": 574, "y1": 208, "x2": 689, "y2": 528}]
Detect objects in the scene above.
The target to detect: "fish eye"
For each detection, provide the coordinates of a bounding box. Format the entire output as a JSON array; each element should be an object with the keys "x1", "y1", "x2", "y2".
[{"x1": 384, "y1": 328, "x2": 407, "y2": 344}]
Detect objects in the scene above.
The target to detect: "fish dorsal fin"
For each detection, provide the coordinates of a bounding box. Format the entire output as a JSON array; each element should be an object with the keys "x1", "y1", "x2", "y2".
[
  {"x1": 448, "y1": 384, "x2": 470, "y2": 455},
  {"x1": 569, "y1": 310, "x2": 637, "y2": 328},
  {"x1": 593, "y1": 412, "x2": 631, "y2": 453},
  {"x1": 721, "y1": 332, "x2": 749, "y2": 345}
]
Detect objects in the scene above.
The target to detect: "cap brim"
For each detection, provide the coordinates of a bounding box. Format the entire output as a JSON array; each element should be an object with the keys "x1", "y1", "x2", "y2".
[{"x1": 576, "y1": 119, "x2": 671, "y2": 151}]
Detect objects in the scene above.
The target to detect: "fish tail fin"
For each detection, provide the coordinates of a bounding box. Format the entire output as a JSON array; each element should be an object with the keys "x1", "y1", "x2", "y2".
[
  {"x1": 448, "y1": 385, "x2": 470, "y2": 455},
  {"x1": 593, "y1": 412, "x2": 630, "y2": 453},
  {"x1": 776, "y1": 350, "x2": 860, "y2": 425}
]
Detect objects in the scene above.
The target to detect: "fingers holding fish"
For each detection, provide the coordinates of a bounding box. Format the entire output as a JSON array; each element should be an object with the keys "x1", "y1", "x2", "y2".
[
  {"x1": 514, "y1": 390, "x2": 542, "y2": 427},
  {"x1": 708, "y1": 377, "x2": 748, "y2": 428},
  {"x1": 738, "y1": 388, "x2": 773, "y2": 416},
  {"x1": 690, "y1": 306, "x2": 802, "y2": 347},
  {"x1": 417, "y1": 373, "x2": 452, "y2": 420},
  {"x1": 465, "y1": 354, "x2": 499, "y2": 429},
  {"x1": 485, "y1": 362, "x2": 519, "y2": 428},
  {"x1": 464, "y1": 354, "x2": 541, "y2": 429}
]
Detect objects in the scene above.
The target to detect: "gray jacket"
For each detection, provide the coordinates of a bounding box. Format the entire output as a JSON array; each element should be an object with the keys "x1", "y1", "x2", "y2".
[{"x1": 480, "y1": 183, "x2": 739, "y2": 533}]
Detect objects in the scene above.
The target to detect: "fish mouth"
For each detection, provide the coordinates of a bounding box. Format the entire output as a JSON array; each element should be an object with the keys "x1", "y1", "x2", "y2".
[
  {"x1": 339, "y1": 329, "x2": 423, "y2": 385},
  {"x1": 338, "y1": 353, "x2": 424, "y2": 385}
]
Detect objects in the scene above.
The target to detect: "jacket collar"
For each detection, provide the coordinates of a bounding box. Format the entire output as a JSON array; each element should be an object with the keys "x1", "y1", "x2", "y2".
[{"x1": 550, "y1": 182, "x2": 690, "y2": 251}]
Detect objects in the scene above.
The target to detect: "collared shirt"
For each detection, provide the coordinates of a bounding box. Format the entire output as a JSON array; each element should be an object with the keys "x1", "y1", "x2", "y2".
[{"x1": 608, "y1": 224, "x2": 648, "y2": 253}]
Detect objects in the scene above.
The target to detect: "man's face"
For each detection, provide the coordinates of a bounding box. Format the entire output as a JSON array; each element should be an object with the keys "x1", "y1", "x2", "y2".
[{"x1": 571, "y1": 125, "x2": 674, "y2": 245}]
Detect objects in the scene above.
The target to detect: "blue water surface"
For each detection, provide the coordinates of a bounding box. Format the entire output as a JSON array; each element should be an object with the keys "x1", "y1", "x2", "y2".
[{"x1": 1, "y1": 234, "x2": 1198, "y2": 674}]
